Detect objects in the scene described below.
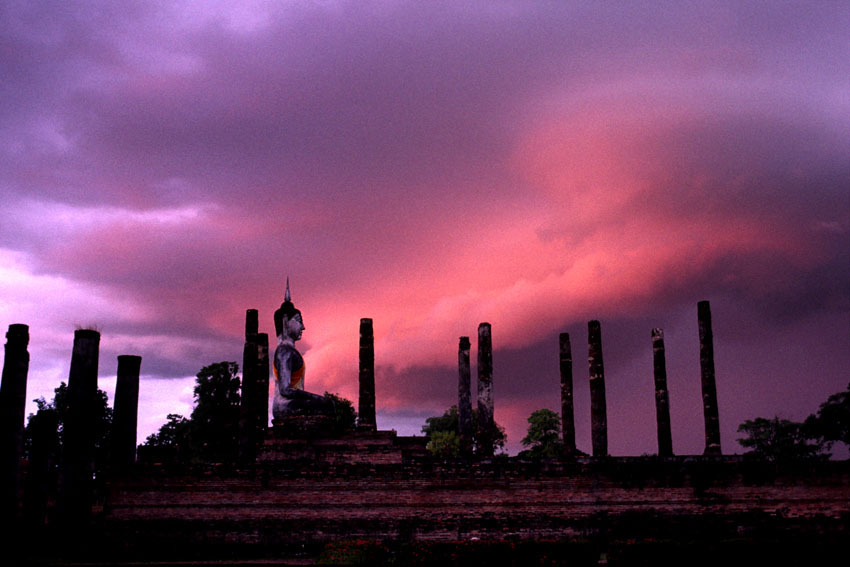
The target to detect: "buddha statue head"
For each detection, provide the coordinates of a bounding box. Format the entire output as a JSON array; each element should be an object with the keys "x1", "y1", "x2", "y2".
[{"x1": 274, "y1": 278, "x2": 305, "y2": 342}]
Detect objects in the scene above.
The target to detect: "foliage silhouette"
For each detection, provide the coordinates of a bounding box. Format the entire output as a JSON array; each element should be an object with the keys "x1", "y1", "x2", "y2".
[
  {"x1": 24, "y1": 381, "x2": 113, "y2": 474},
  {"x1": 804, "y1": 382, "x2": 849, "y2": 449},
  {"x1": 421, "y1": 405, "x2": 506, "y2": 457},
  {"x1": 324, "y1": 391, "x2": 357, "y2": 433},
  {"x1": 519, "y1": 408, "x2": 563, "y2": 459},
  {"x1": 737, "y1": 417, "x2": 826, "y2": 462},
  {"x1": 140, "y1": 361, "x2": 240, "y2": 464}
]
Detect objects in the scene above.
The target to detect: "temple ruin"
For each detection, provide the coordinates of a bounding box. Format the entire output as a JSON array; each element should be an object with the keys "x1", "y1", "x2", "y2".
[{"x1": 0, "y1": 299, "x2": 847, "y2": 563}]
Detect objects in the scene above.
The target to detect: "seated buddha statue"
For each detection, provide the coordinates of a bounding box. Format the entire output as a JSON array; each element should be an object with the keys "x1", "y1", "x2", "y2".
[{"x1": 271, "y1": 280, "x2": 336, "y2": 423}]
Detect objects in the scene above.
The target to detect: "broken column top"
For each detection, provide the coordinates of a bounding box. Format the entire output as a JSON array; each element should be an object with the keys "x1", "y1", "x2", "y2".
[
  {"x1": 245, "y1": 309, "x2": 259, "y2": 336},
  {"x1": 117, "y1": 354, "x2": 142, "y2": 368},
  {"x1": 6, "y1": 324, "x2": 29, "y2": 345},
  {"x1": 74, "y1": 328, "x2": 100, "y2": 340},
  {"x1": 459, "y1": 336, "x2": 471, "y2": 349},
  {"x1": 478, "y1": 322, "x2": 492, "y2": 380}
]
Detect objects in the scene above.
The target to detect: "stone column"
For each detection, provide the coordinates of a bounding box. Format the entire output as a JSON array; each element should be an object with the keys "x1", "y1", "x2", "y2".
[
  {"x1": 358, "y1": 318, "x2": 376, "y2": 431},
  {"x1": 256, "y1": 333, "x2": 270, "y2": 434},
  {"x1": 559, "y1": 332, "x2": 576, "y2": 458},
  {"x1": 477, "y1": 322, "x2": 494, "y2": 456},
  {"x1": 111, "y1": 355, "x2": 141, "y2": 470},
  {"x1": 1, "y1": 324, "x2": 30, "y2": 520},
  {"x1": 23, "y1": 408, "x2": 58, "y2": 529},
  {"x1": 651, "y1": 329, "x2": 673, "y2": 457},
  {"x1": 62, "y1": 329, "x2": 100, "y2": 523},
  {"x1": 245, "y1": 308, "x2": 258, "y2": 337},
  {"x1": 698, "y1": 301, "x2": 722, "y2": 455},
  {"x1": 239, "y1": 309, "x2": 259, "y2": 462},
  {"x1": 588, "y1": 320, "x2": 608, "y2": 457},
  {"x1": 457, "y1": 336, "x2": 473, "y2": 456}
]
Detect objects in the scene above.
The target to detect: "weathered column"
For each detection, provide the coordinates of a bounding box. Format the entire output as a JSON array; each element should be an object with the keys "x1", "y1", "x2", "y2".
[
  {"x1": 457, "y1": 336, "x2": 473, "y2": 456},
  {"x1": 476, "y1": 322, "x2": 494, "y2": 456},
  {"x1": 588, "y1": 320, "x2": 608, "y2": 457},
  {"x1": 559, "y1": 332, "x2": 576, "y2": 458},
  {"x1": 245, "y1": 308, "x2": 258, "y2": 337},
  {"x1": 698, "y1": 301, "x2": 722, "y2": 455},
  {"x1": 358, "y1": 318, "x2": 376, "y2": 431},
  {"x1": 23, "y1": 408, "x2": 58, "y2": 529},
  {"x1": 256, "y1": 332, "x2": 270, "y2": 434},
  {"x1": 110, "y1": 354, "x2": 141, "y2": 470},
  {"x1": 239, "y1": 309, "x2": 259, "y2": 462},
  {"x1": 1, "y1": 324, "x2": 30, "y2": 520},
  {"x1": 651, "y1": 329, "x2": 673, "y2": 457},
  {"x1": 62, "y1": 329, "x2": 100, "y2": 523}
]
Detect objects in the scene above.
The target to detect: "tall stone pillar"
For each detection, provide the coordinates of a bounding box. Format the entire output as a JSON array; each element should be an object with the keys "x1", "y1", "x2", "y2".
[
  {"x1": 256, "y1": 333, "x2": 270, "y2": 434},
  {"x1": 651, "y1": 329, "x2": 673, "y2": 457},
  {"x1": 588, "y1": 320, "x2": 608, "y2": 457},
  {"x1": 245, "y1": 308, "x2": 258, "y2": 337},
  {"x1": 1, "y1": 324, "x2": 30, "y2": 520},
  {"x1": 559, "y1": 332, "x2": 576, "y2": 458},
  {"x1": 698, "y1": 301, "x2": 722, "y2": 455},
  {"x1": 62, "y1": 329, "x2": 100, "y2": 523},
  {"x1": 239, "y1": 309, "x2": 259, "y2": 462},
  {"x1": 457, "y1": 336, "x2": 473, "y2": 456},
  {"x1": 23, "y1": 408, "x2": 58, "y2": 529},
  {"x1": 358, "y1": 318, "x2": 376, "y2": 431},
  {"x1": 111, "y1": 354, "x2": 141, "y2": 470},
  {"x1": 476, "y1": 322, "x2": 494, "y2": 456}
]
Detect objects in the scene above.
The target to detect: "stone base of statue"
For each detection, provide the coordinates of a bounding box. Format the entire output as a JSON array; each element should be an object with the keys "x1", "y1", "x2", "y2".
[
  {"x1": 259, "y1": 427, "x2": 428, "y2": 466},
  {"x1": 271, "y1": 414, "x2": 337, "y2": 439}
]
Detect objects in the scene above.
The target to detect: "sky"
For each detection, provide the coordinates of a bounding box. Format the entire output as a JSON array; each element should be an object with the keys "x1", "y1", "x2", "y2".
[{"x1": 1, "y1": 1, "x2": 848, "y2": 456}]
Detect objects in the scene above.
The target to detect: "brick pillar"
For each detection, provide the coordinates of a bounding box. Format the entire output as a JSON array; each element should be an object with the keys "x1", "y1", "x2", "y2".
[
  {"x1": 651, "y1": 329, "x2": 673, "y2": 457},
  {"x1": 111, "y1": 355, "x2": 141, "y2": 470},
  {"x1": 457, "y1": 336, "x2": 473, "y2": 456},
  {"x1": 698, "y1": 301, "x2": 722, "y2": 455},
  {"x1": 476, "y1": 322, "x2": 494, "y2": 456},
  {"x1": 239, "y1": 309, "x2": 259, "y2": 462},
  {"x1": 559, "y1": 332, "x2": 576, "y2": 458},
  {"x1": 1, "y1": 324, "x2": 30, "y2": 520},
  {"x1": 588, "y1": 320, "x2": 608, "y2": 457},
  {"x1": 62, "y1": 329, "x2": 100, "y2": 523},
  {"x1": 358, "y1": 318, "x2": 376, "y2": 431}
]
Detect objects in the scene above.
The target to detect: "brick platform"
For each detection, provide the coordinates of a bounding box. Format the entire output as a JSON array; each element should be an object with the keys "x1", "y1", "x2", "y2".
[{"x1": 102, "y1": 454, "x2": 850, "y2": 556}]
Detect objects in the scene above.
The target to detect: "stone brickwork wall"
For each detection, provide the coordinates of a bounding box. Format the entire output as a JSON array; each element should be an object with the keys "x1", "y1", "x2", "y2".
[{"x1": 103, "y1": 458, "x2": 850, "y2": 553}]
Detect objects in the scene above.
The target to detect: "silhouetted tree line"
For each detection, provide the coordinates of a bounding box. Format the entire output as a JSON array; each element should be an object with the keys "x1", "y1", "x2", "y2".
[
  {"x1": 737, "y1": 382, "x2": 850, "y2": 462},
  {"x1": 24, "y1": 361, "x2": 357, "y2": 469},
  {"x1": 423, "y1": 383, "x2": 850, "y2": 461}
]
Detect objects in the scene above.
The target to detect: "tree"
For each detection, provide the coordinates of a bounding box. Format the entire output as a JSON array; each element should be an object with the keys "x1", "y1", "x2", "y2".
[
  {"x1": 428, "y1": 431, "x2": 460, "y2": 458},
  {"x1": 189, "y1": 361, "x2": 241, "y2": 463},
  {"x1": 804, "y1": 383, "x2": 849, "y2": 449},
  {"x1": 140, "y1": 361, "x2": 241, "y2": 464},
  {"x1": 24, "y1": 381, "x2": 113, "y2": 470},
  {"x1": 737, "y1": 416, "x2": 827, "y2": 463},
  {"x1": 421, "y1": 405, "x2": 506, "y2": 457},
  {"x1": 137, "y1": 413, "x2": 192, "y2": 463},
  {"x1": 519, "y1": 408, "x2": 562, "y2": 459},
  {"x1": 324, "y1": 391, "x2": 357, "y2": 433}
]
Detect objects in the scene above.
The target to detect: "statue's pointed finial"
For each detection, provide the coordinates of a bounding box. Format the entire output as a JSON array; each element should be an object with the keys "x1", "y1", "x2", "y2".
[{"x1": 285, "y1": 277, "x2": 291, "y2": 302}]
